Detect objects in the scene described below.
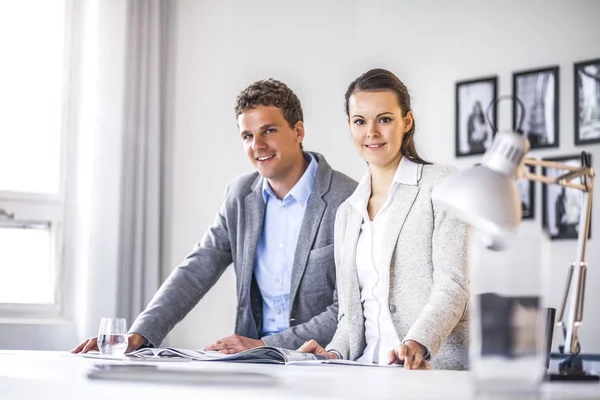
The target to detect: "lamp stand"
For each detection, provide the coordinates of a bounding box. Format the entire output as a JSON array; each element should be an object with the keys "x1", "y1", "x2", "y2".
[
  {"x1": 524, "y1": 161, "x2": 600, "y2": 382},
  {"x1": 547, "y1": 351, "x2": 599, "y2": 382}
]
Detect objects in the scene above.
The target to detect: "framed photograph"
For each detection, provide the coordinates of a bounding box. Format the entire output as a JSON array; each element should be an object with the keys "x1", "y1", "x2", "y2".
[
  {"x1": 513, "y1": 66, "x2": 559, "y2": 150},
  {"x1": 517, "y1": 165, "x2": 535, "y2": 220},
  {"x1": 542, "y1": 154, "x2": 592, "y2": 240},
  {"x1": 574, "y1": 58, "x2": 600, "y2": 145},
  {"x1": 455, "y1": 76, "x2": 497, "y2": 157}
]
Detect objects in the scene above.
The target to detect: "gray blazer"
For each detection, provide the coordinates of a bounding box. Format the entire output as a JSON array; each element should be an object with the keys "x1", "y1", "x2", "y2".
[
  {"x1": 130, "y1": 152, "x2": 357, "y2": 350},
  {"x1": 326, "y1": 161, "x2": 470, "y2": 370}
]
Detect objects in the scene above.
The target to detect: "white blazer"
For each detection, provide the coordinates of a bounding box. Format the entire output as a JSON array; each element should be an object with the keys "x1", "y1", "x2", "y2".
[{"x1": 326, "y1": 158, "x2": 470, "y2": 370}]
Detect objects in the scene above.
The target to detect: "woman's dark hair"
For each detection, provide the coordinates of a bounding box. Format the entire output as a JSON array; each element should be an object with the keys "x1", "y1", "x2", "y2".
[{"x1": 344, "y1": 68, "x2": 430, "y2": 165}]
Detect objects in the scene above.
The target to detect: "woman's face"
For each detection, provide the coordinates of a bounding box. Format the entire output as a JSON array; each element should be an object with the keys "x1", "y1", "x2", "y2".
[{"x1": 348, "y1": 90, "x2": 413, "y2": 168}]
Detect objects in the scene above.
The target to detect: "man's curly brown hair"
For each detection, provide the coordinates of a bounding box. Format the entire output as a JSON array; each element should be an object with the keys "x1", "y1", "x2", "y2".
[{"x1": 234, "y1": 79, "x2": 304, "y2": 150}]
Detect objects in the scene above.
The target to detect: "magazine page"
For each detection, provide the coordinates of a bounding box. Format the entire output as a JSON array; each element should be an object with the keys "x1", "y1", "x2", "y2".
[
  {"x1": 127, "y1": 348, "x2": 223, "y2": 361},
  {"x1": 289, "y1": 358, "x2": 404, "y2": 367},
  {"x1": 127, "y1": 348, "x2": 165, "y2": 358},
  {"x1": 275, "y1": 348, "x2": 321, "y2": 362},
  {"x1": 127, "y1": 346, "x2": 321, "y2": 364},
  {"x1": 164, "y1": 348, "x2": 228, "y2": 361},
  {"x1": 214, "y1": 347, "x2": 287, "y2": 364}
]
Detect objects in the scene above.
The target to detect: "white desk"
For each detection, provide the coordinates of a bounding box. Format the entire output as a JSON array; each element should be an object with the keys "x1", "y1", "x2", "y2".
[{"x1": 0, "y1": 351, "x2": 598, "y2": 399}]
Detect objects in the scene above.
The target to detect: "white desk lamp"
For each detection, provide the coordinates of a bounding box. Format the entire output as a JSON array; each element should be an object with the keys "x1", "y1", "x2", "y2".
[{"x1": 432, "y1": 96, "x2": 597, "y2": 381}]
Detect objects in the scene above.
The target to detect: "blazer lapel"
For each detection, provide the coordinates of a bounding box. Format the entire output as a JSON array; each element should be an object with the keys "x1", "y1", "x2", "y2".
[
  {"x1": 241, "y1": 177, "x2": 265, "y2": 297},
  {"x1": 379, "y1": 184, "x2": 420, "y2": 270},
  {"x1": 341, "y1": 209, "x2": 363, "y2": 323},
  {"x1": 289, "y1": 193, "x2": 326, "y2": 308},
  {"x1": 289, "y1": 154, "x2": 331, "y2": 308}
]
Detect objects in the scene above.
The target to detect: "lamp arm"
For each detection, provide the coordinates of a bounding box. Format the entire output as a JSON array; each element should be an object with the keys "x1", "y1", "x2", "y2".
[
  {"x1": 523, "y1": 158, "x2": 585, "y2": 172},
  {"x1": 524, "y1": 172, "x2": 588, "y2": 191},
  {"x1": 520, "y1": 158, "x2": 595, "y2": 356},
  {"x1": 521, "y1": 158, "x2": 593, "y2": 191}
]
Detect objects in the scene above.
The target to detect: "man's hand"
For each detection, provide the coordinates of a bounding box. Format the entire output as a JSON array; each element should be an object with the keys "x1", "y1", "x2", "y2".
[
  {"x1": 297, "y1": 339, "x2": 339, "y2": 360},
  {"x1": 388, "y1": 340, "x2": 431, "y2": 370},
  {"x1": 204, "y1": 334, "x2": 264, "y2": 354},
  {"x1": 70, "y1": 333, "x2": 146, "y2": 354}
]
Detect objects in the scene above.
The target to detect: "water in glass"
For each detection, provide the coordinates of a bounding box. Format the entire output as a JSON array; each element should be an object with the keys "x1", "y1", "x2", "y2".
[{"x1": 97, "y1": 317, "x2": 128, "y2": 356}]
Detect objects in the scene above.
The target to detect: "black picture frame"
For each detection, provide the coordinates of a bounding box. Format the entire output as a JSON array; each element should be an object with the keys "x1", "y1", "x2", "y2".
[
  {"x1": 574, "y1": 58, "x2": 600, "y2": 145},
  {"x1": 455, "y1": 76, "x2": 497, "y2": 158},
  {"x1": 513, "y1": 66, "x2": 559, "y2": 150},
  {"x1": 541, "y1": 153, "x2": 592, "y2": 240},
  {"x1": 517, "y1": 165, "x2": 535, "y2": 220}
]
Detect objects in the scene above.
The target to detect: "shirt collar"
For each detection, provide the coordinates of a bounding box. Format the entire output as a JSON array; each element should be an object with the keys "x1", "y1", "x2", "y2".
[
  {"x1": 393, "y1": 156, "x2": 422, "y2": 186},
  {"x1": 348, "y1": 157, "x2": 423, "y2": 212},
  {"x1": 262, "y1": 153, "x2": 317, "y2": 207}
]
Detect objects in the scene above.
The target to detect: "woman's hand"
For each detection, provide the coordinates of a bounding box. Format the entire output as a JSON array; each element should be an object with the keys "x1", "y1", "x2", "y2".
[
  {"x1": 389, "y1": 340, "x2": 431, "y2": 370},
  {"x1": 297, "y1": 339, "x2": 339, "y2": 360}
]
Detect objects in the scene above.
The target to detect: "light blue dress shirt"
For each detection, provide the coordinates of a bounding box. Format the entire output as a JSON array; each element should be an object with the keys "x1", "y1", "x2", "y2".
[{"x1": 254, "y1": 154, "x2": 318, "y2": 336}]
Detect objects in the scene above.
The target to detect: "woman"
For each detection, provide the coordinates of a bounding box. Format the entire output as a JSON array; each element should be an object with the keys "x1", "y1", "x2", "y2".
[
  {"x1": 467, "y1": 100, "x2": 489, "y2": 153},
  {"x1": 300, "y1": 69, "x2": 469, "y2": 370}
]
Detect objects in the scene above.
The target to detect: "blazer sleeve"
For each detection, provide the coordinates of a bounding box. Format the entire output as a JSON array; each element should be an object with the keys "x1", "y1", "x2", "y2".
[
  {"x1": 404, "y1": 179, "x2": 470, "y2": 357},
  {"x1": 129, "y1": 200, "x2": 233, "y2": 347},
  {"x1": 325, "y1": 310, "x2": 350, "y2": 359}
]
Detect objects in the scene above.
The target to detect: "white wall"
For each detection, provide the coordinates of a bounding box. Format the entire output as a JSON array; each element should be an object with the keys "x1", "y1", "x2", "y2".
[{"x1": 166, "y1": 0, "x2": 600, "y2": 353}]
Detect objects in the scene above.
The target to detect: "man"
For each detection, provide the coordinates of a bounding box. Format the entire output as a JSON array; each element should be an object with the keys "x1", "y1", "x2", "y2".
[{"x1": 72, "y1": 79, "x2": 357, "y2": 354}]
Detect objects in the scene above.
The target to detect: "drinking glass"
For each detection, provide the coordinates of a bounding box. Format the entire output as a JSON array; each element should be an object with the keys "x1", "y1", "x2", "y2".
[{"x1": 97, "y1": 317, "x2": 128, "y2": 356}]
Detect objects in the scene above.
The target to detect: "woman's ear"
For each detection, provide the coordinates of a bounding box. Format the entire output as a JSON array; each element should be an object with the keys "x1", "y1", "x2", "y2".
[{"x1": 404, "y1": 111, "x2": 414, "y2": 133}]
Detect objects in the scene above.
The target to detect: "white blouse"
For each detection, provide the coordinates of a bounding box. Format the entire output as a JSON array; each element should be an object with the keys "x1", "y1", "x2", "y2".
[
  {"x1": 351, "y1": 157, "x2": 420, "y2": 364},
  {"x1": 355, "y1": 208, "x2": 402, "y2": 364}
]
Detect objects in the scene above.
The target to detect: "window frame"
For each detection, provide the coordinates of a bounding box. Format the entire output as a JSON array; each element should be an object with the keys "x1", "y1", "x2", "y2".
[{"x1": 0, "y1": 0, "x2": 75, "y2": 321}]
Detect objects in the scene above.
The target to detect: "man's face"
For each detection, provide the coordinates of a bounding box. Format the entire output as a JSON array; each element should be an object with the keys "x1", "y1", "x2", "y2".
[{"x1": 238, "y1": 105, "x2": 304, "y2": 181}]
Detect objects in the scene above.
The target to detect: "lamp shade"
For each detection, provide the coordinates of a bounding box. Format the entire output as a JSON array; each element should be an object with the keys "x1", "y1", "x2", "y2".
[{"x1": 432, "y1": 131, "x2": 529, "y2": 249}]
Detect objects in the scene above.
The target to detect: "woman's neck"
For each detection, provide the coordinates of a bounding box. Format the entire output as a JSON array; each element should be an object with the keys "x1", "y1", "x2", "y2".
[{"x1": 370, "y1": 156, "x2": 402, "y2": 197}]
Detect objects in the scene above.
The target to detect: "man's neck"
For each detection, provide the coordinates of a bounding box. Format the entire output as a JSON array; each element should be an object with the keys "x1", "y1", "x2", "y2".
[{"x1": 268, "y1": 156, "x2": 310, "y2": 200}]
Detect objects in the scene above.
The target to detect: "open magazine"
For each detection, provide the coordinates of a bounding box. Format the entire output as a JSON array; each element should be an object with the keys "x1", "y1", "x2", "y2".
[
  {"x1": 126, "y1": 346, "x2": 401, "y2": 367},
  {"x1": 127, "y1": 346, "x2": 324, "y2": 364}
]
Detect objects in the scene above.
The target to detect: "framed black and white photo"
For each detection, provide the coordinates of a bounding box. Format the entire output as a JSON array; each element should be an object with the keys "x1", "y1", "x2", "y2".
[
  {"x1": 517, "y1": 165, "x2": 535, "y2": 220},
  {"x1": 513, "y1": 66, "x2": 559, "y2": 150},
  {"x1": 542, "y1": 154, "x2": 592, "y2": 240},
  {"x1": 455, "y1": 76, "x2": 497, "y2": 157},
  {"x1": 575, "y1": 58, "x2": 600, "y2": 145}
]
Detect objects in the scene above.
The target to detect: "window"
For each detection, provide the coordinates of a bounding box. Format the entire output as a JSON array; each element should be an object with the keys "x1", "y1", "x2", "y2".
[{"x1": 0, "y1": 1, "x2": 68, "y2": 312}]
